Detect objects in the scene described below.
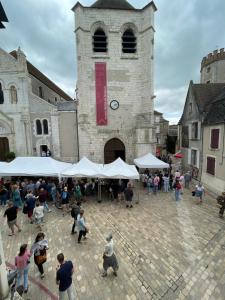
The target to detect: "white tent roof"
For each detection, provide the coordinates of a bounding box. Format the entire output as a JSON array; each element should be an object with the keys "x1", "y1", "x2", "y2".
[
  {"x1": 103, "y1": 158, "x2": 139, "y2": 179},
  {"x1": 0, "y1": 157, "x2": 72, "y2": 177},
  {"x1": 62, "y1": 156, "x2": 104, "y2": 178},
  {"x1": 134, "y1": 153, "x2": 169, "y2": 169}
]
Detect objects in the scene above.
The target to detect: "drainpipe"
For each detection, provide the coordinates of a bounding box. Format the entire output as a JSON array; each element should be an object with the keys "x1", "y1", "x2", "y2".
[{"x1": 0, "y1": 230, "x2": 9, "y2": 299}]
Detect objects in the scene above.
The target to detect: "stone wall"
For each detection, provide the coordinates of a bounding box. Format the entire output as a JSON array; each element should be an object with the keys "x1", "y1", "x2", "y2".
[{"x1": 74, "y1": 4, "x2": 156, "y2": 162}]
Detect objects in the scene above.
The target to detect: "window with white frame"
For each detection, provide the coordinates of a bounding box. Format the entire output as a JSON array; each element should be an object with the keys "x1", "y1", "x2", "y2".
[
  {"x1": 192, "y1": 122, "x2": 198, "y2": 139},
  {"x1": 191, "y1": 149, "x2": 197, "y2": 166}
]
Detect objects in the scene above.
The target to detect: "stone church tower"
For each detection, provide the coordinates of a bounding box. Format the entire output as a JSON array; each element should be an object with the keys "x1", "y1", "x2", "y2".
[
  {"x1": 72, "y1": 0, "x2": 157, "y2": 163},
  {"x1": 201, "y1": 48, "x2": 225, "y2": 83}
]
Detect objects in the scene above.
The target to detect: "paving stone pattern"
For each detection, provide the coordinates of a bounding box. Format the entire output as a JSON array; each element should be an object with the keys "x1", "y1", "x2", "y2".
[{"x1": 1, "y1": 185, "x2": 225, "y2": 300}]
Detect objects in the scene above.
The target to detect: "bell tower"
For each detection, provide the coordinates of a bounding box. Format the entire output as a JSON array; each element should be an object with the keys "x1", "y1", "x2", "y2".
[{"x1": 72, "y1": 0, "x2": 157, "y2": 162}]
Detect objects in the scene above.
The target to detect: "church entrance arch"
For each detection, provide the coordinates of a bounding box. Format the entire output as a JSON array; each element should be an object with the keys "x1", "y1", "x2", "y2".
[
  {"x1": 0, "y1": 137, "x2": 9, "y2": 161},
  {"x1": 104, "y1": 138, "x2": 125, "y2": 164}
]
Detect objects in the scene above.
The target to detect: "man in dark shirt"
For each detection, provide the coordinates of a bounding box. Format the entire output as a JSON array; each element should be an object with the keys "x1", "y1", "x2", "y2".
[
  {"x1": 56, "y1": 253, "x2": 75, "y2": 300},
  {"x1": 4, "y1": 201, "x2": 21, "y2": 236}
]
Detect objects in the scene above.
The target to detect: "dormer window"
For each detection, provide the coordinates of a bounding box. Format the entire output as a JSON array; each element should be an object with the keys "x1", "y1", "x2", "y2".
[
  {"x1": 93, "y1": 28, "x2": 107, "y2": 52},
  {"x1": 122, "y1": 29, "x2": 136, "y2": 53}
]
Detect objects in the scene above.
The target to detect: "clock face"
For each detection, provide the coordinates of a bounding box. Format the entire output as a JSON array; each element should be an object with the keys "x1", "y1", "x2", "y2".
[{"x1": 110, "y1": 100, "x2": 119, "y2": 110}]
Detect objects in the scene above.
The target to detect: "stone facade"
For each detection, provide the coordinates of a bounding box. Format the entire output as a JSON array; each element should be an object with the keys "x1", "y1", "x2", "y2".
[
  {"x1": 154, "y1": 110, "x2": 169, "y2": 155},
  {"x1": 202, "y1": 124, "x2": 225, "y2": 193},
  {"x1": 201, "y1": 48, "x2": 225, "y2": 84},
  {"x1": 0, "y1": 47, "x2": 77, "y2": 162},
  {"x1": 73, "y1": 1, "x2": 156, "y2": 163}
]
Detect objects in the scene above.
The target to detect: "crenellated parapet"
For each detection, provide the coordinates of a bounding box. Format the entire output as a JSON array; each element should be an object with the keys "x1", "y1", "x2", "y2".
[{"x1": 201, "y1": 48, "x2": 225, "y2": 71}]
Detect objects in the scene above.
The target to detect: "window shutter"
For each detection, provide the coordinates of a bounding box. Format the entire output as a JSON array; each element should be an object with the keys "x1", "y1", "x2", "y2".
[
  {"x1": 188, "y1": 148, "x2": 191, "y2": 164},
  {"x1": 188, "y1": 124, "x2": 192, "y2": 140},
  {"x1": 211, "y1": 129, "x2": 219, "y2": 149},
  {"x1": 196, "y1": 150, "x2": 200, "y2": 168},
  {"x1": 198, "y1": 122, "x2": 201, "y2": 140},
  {"x1": 206, "y1": 157, "x2": 215, "y2": 175}
]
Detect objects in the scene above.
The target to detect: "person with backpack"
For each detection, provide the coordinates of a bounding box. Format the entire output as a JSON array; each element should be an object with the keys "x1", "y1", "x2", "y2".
[
  {"x1": 217, "y1": 192, "x2": 225, "y2": 218},
  {"x1": 71, "y1": 201, "x2": 81, "y2": 235}
]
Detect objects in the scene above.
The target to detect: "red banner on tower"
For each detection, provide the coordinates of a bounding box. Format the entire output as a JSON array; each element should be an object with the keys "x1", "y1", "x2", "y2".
[{"x1": 95, "y1": 62, "x2": 107, "y2": 125}]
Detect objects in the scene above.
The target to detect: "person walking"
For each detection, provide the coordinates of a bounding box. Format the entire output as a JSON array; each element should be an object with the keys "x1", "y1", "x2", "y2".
[
  {"x1": 24, "y1": 191, "x2": 37, "y2": 223},
  {"x1": 77, "y1": 209, "x2": 88, "y2": 244},
  {"x1": 163, "y1": 174, "x2": 169, "y2": 192},
  {"x1": 195, "y1": 183, "x2": 205, "y2": 204},
  {"x1": 102, "y1": 233, "x2": 119, "y2": 277},
  {"x1": 184, "y1": 171, "x2": 192, "y2": 189},
  {"x1": 31, "y1": 232, "x2": 48, "y2": 279},
  {"x1": 56, "y1": 253, "x2": 75, "y2": 300},
  {"x1": 38, "y1": 188, "x2": 51, "y2": 213},
  {"x1": 74, "y1": 183, "x2": 82, "y2": 203},
  {"x1": 124, "y1": 185, "x2": 134, "y2": 208},
  {"x1": 173, "y1": 180, "x2": 181, "y2": 202},
  {"x1": 11, "y1": 184, "x2": 22, "y2": 209},
  {"x1": 15, "y1": 244, "x2": 31, "y2": 293},
  {"x1": 217, "y1": 192, "x2": 225, "y2": 218},
  {"x1": 61, "y1": 187, "x2": 70, "y2": 216},
  {"x1": 33, "y1": 202, "x2": 44, "y2": 230},
  {"x1": 4, "y1": 201, "x2": 21, "y2": 236},
  {"x1": 153, "y1": 174, "x2": 160, "y2": 195},
  {"x1": 0, "y1": 184, "x2": 8, "y2": 206},
  {"x1": 71, "y1": 201, "x2": 81, "y2": 235}
]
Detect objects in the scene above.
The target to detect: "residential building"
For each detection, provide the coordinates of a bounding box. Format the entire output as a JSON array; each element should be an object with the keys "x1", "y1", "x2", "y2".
[
  {"x1": 168, "y1": 125, "x2": 178, "y2": 137},
  {"x1": 154, "y1": 110, "x2": 169, "y2": 155},
  {"x1": 178, "y1": 81, "x2": 224, "y2": 179},
  {"x1": 72, "y1": 0, "x2": 157, "y2": 163},
  {"x1": 0, "y1": 47, "x2": 78, "y2": 162},
  {"x1": 202, "y1": 89, "x2": 225, "y2": 193}
]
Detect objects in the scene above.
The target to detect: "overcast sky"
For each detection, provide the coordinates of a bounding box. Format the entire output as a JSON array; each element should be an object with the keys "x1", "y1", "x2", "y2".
[{"x1": 1, "y1": 0, "x2": 225, "y2": 124}]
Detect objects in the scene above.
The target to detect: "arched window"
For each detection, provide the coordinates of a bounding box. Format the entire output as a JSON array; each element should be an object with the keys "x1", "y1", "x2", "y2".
[
  {"x1": 122, "y1": 29, "x2": 136, "y2": 53},
  {"x1": 93, "y1": 28, "x2": 107, "y2": 52},
  {"x1": 43, "y1": 119, "x2": 48, "y2": 135},
  {"x1": 10, "y1": 85, "x2": 18, "y2": 104},
  {"x1": 39, "y1": 86, "x2": 43, "y2": 98},
  {"x1": 0, "y1": 83, "x2": 4, "y2": 104},
  {"x1": 36, "y1": 120, "x2": 42, "y2": 135}
]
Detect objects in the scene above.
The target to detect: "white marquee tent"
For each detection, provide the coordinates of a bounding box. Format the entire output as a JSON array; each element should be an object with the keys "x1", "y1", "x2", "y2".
[
  {"x1": 0, "y1": 157, "x2": 72, "y2": 177},
  {"x1": 134, "y1": 153, "x2": 169, "y2": 169},
  {"x1": 103, "y1": 158, "x2": 139, "y2": 179},
  {"x1": 62, "y1": 157, "x2": 139, "y2": 179},
  {"x1": 62, "y1": 157, "x2": 104, "y2": 178}
]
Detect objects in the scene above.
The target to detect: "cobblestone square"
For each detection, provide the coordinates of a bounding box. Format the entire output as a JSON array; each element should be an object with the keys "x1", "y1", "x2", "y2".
[{"x1": 1, "y1": 186, "x2": 225, "y2": 300}]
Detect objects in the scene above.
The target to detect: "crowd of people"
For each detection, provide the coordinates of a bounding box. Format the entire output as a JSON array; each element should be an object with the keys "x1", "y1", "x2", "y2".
[{"x1": 1, "y1": 169, "x2": 225, "y2": 299}]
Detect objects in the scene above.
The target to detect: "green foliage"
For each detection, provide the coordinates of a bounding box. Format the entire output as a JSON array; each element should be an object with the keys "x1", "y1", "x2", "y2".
[{"x1": 5, "y1": 151, "x2": 16, "y2": 161}]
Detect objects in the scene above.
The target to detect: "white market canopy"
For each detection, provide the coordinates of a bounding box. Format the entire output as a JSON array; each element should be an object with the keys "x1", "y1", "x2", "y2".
[
  {"x1": 134, "y1": 153, "x2": 169, "y2": 169},
  {"x1": 62, "y1": 157, "x2": 139, "y2": 179},
  {"x1": 62, "y1": 156, "x2": 104, "y2": 178},
  {"x1": 103, "y1": 157, "x2": 139, "y2": 179},
  {"x1": 0, "y1": 157, "x2": 72, "y2": 177}
]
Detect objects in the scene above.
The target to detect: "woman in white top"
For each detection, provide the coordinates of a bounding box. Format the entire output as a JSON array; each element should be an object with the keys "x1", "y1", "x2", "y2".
[{"x1": 102, "y1": 234, "x2": 119, "y2": 277}]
